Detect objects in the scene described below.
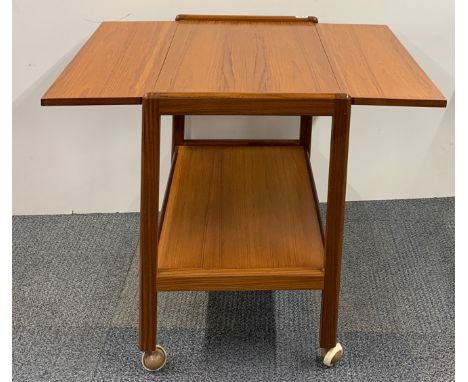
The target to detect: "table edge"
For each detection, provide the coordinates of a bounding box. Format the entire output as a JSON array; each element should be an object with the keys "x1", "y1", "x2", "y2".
[{"x1": 41, "y1": 93, "x2": 447, "y2": 108}]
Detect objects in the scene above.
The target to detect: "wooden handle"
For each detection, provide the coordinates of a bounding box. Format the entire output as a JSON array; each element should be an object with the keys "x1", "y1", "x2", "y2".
[{"x1": 175, "y1": 14, "x2": 318, "y2": 23}]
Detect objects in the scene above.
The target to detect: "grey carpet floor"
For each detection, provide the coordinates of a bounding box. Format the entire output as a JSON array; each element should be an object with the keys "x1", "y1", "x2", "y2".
[{"x1": 12, "y1": 198, "x2": 454, "y2": 381}]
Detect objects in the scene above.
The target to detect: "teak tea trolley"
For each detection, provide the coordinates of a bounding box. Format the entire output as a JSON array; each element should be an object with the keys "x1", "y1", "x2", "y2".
[{"x1": 42, "y1": 14, "x2": 446, "y2": 369}]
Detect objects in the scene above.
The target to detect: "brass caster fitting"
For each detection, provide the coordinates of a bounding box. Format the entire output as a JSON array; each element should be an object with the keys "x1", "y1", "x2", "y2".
[{"x1": 141, "y1": 345, "x2": 167, "y2": 371}]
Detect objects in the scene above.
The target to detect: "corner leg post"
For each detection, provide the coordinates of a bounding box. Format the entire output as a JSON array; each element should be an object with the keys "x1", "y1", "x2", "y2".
[
  {"x1": 320, "y1": 96, "x2": 352, "y2": 349},
  {"x1": 172, "y1": 115, "x2": 185, "y2": 157},
  {"x1": 299, "y1": 115, "x2": 313, "y2": 156},
  {"x1": 139, "y1": 97, "x2": 160, "y2": 351}
]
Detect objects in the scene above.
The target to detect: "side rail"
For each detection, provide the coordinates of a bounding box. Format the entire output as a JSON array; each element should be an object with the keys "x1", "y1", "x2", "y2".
[{"x1": 152, "y1": 92, "x2": 343, "y2": 116}]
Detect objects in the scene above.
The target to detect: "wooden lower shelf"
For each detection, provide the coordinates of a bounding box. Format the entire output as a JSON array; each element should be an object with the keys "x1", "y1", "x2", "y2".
[{"x1": 157, "y1": 146, "x2": 324, "y2": 291}]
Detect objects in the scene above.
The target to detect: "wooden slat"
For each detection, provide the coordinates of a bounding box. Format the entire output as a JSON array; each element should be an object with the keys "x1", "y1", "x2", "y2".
[
  {"x1": 317, "y1": 24, "x2": 446, "y2": 107},
  {"x1": 155, "y1": 92, "x2": 338, "y2": 115},
  {"x1": 157, "y1": 146, "x2": 324, "y2": 290},
  {"x1": 156, "y1": 268, "x2": 324, "y2": 291},
  {"x1": 154, "y1": 22, "x2": 341, "y2": 95},
  {"x1": 41, "y1": 22, "x2": 176, "y2": 106},
  {"x1": 175, "y1": 14, "x2": 318, "y2": 23},
  {"x1": 184, "y1": 139, "x2": 300, "y2": 146},
  {"x1": 158, "y1": 150, "x2": 178, "y2": 239},
  {"x1": 304, "y1": 150, "x2": 324, "y2": 242},
  {"x1": 171, "y1": 116, "x2": 185, "y2": 156}
]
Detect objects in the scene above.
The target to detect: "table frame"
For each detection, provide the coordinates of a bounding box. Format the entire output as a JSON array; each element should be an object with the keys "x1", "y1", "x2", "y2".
[{"x1": 140, "y1": 92, "x2": 351, "y2": 352}]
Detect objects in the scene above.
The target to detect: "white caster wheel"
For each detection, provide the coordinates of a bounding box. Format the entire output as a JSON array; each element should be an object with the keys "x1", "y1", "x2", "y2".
[
  {"x1": 321, "y1": 343, "x2": 343, "y2": 367},
  {"x1": 141, "y1": 345, "x2": 167, "y2": 371}
]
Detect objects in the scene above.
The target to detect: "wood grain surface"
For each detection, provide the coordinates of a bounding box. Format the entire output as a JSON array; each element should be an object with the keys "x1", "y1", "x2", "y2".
[
  {"x1": 317, "y1": 24, "x2": 446, "y2": 107},
  {"x1": 319, "y1": 96, "x2": 352, "y2": 348},
  {"x1": 139, "y1": 97, "x2": 160, "y2": 351},
  {"x1": 154, "y1": 22, "x2": 340, "y2": 94},
  {"x1": 41, "y1": 20, "x2": 446, "y2": 107},
  {"x1": 42, "y1": 22, "x2": 175, "y2": 106},
  {"x1": 155, "y1": 92, "x2": 337, "y2": 115},
  {"x1": 156, "y1": 268, "x2": 324, "y2": 291},
  {"x1": 157, "y1": 146, "x2": 324, "y2": 290}
]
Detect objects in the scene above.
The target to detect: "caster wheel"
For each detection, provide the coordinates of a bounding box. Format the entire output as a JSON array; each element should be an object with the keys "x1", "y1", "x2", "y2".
[
  {"x1": 141, "y1": 345, "x2": 167, "y2": 371},
  {"x1": 321, "y1": 343, "x2": 343, "y2": 367}
]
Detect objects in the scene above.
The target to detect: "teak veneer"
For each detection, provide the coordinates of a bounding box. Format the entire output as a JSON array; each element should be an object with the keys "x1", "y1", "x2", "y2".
[
  {"x1": 41, "y1": 17, "x2": 446, "y2": 107},
  {"x1": 157, "y1": 146, "x2": 325, "y2": 291},
  {"x1": 316, "y1": 24, "x2": 447, "y2": 107},
  {"x1": 42, "y1": 22, "x2": 176, "y2": 106}
]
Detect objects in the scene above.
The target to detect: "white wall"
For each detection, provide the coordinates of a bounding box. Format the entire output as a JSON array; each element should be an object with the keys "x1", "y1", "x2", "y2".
[{"x1": 12, "y1": 0, "x2": 454, "y2": 215}]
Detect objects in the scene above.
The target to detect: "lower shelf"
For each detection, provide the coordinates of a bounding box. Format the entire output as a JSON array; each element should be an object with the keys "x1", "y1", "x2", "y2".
[{"x1": 157, "y1": 146, "x2": 324, "y2": 291}]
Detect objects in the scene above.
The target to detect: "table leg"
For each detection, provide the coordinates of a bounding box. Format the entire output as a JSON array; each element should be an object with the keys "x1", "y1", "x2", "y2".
[
  {"x1": 139, "y1": 97, "x2": 167, "y2": 371},
  {"x1": 299, "y1": 115, "x2": 313, "y2": 156},
  {"x1": 139, "y1": 97, "x2": 160, "y2": 351},
  {"x1": 172, "y1": 115, "x2": 185, "y2": 157},
  {"x1": 320, "y1": 97, "x2": 351, "y2": 350}
]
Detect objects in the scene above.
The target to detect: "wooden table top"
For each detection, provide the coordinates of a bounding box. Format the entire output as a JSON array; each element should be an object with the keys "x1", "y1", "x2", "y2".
[{"x1": 41, "y1": 18, "x2": 446, "y2": 108}]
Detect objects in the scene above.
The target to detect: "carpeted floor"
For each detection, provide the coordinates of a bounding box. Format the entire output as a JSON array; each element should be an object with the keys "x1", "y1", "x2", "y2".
[{"x1": 12, "y1": 198, "x2": 454, "y2": 381}]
